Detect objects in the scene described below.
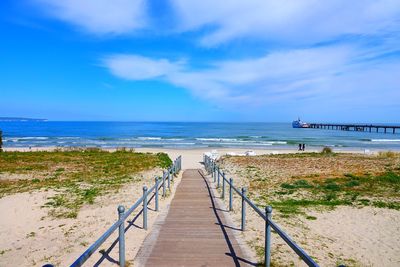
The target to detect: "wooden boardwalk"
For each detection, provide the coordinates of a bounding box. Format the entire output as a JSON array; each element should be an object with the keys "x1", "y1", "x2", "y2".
[{"x1": 136, "y1": 169, "x2": 253, "y2": 267}]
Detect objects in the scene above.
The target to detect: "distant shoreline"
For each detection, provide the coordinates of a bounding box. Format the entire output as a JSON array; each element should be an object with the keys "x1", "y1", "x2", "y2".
[{"x1": 0, "y1": 117, "x2": 47, "y2": 122}]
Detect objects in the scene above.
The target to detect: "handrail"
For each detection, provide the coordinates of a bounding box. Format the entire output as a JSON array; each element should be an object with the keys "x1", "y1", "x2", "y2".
[
  {"x1": 68, "y1": 155, "x2": 182, "y2": 267},
  {"x1": 204, "y1": 154, "x2": 318, "y2": 267}
]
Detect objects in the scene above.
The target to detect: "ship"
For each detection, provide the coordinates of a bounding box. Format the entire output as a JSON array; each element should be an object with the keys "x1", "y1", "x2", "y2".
[{"x1": 292, "y1": 118, "x2": 310, "y2": 128}]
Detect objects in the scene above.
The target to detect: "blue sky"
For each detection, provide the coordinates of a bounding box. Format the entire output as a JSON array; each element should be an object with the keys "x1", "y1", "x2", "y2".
[{"x1": 1, "y1": 0, "x2": 399, "y2": 122}]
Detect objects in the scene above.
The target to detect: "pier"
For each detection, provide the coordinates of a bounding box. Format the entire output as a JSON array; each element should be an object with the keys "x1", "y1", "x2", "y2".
[{"x1": 308, "y1": 123, "x2": 400, "y2": 134}]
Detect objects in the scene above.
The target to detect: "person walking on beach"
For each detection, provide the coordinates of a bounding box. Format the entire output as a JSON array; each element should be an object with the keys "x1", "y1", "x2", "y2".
[
  {"x1": 302, "y1": 143, "x2": 306, "y2": 151},
  {"x1": 298, "y1": 143, "x2": 302, "y2": 151}
]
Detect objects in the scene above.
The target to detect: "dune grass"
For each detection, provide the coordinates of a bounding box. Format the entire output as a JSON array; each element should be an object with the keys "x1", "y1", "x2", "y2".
[
  {"x1": 268, "y1": 171, "x2": 400, "y2": 216},
  {"x1": 0, "y1": 149, "x2": 172, "y2": 218},
  {"x1": 221, "y1": 152, "x2": 400, "y2": 218}
]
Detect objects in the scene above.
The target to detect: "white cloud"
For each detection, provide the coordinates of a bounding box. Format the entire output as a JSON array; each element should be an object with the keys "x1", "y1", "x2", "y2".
[
  {"x1": 103, "y1": 54, "x2": 182, "y2": 80},
  {"x1": 103, "y1": 45, "x2": 400, "y2": 108},
  {"x1": 171, "y1": 0, "x2": 400, "y2": 46},
  {"x1": 34, "y1": 0, "x2": 147, "y2": 34}
]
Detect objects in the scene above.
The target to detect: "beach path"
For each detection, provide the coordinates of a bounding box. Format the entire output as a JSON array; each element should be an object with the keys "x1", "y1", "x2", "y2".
[{"x1": 135, "y1": 169, "x2": 251, "y2": 266}]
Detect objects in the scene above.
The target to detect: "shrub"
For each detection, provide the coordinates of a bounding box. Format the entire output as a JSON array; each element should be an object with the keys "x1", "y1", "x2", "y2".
[
  {"x1": 378, "y1": 151, "x2": 397, "y2": 158},
  {"x1": 321, "y1": 147, "x2": 333, "y2": 154}
]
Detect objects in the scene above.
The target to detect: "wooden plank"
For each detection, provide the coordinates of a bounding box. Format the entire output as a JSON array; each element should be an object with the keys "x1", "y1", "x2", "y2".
[{"x1": 137, "y1": 169, "x2": 250, "y2": 267}]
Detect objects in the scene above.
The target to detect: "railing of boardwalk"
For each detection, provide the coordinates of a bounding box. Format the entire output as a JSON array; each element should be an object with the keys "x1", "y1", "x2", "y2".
[
  {"x1": 67, "y1": 156, "x2": 182, "y2": 267},
  {"x1": 203, "y1": 155, "x2": 319, "y2": 267}
]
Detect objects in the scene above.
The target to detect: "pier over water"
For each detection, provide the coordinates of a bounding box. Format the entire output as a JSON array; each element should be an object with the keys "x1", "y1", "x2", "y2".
[{"x1": 308, "y1": 123, "x2": 400, "y2": 134}]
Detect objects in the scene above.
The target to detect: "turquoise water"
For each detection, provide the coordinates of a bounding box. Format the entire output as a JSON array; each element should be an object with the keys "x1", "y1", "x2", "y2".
[{"x1": 0, "y1": 121, "x2": 399, "y2": 150}]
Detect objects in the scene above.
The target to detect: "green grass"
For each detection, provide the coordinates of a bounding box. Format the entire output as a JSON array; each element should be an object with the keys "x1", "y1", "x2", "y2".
[
  {"x1": 0, "y1": 150, "x2": 172, "y2": 218},
  {"x1": 265, "y1": 171, "x2": 400, "y2": 216},
  {"x1": 281, "y1": 179, "x2": 313, "y2": 189},
  {"x1": 270, "y1": 199, "x2": 351, "y2": 215}
]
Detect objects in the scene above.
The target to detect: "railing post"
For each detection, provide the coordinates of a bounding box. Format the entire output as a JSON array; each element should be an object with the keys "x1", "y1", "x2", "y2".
[
  {"x1": 229, "y1": 178, "x2": 233, "y2": 211},
  {"x1": 241, "y1": 187, "x2": 247, "y2": 231},
  {"x1": 265, "y1": 206, "x2": 273, "y2": 267},
  {"x1": 143, "y1": 186, "x2": 148, "y2": 230},
  {"x1": 167, "y1": 168, "x2": 171, "y2": 189},
  {"x1": 222, "y1": 173, "x2": 225, "y2": 199},
  {"x1": 162, "y1": 171, "x2": 166, "y2": 197},
  {"x1": 214, "y1": 166, "x2": 217, "y2": 183},
  {"x1": 155, "y1": 177, "x2": 159, "y2": 211},
  {"x1": 173, "y1": 161, "x2": 176, "y2": 176},
  {"x1": 117, "y1": 205, "x2": 125, "y2": 267}
]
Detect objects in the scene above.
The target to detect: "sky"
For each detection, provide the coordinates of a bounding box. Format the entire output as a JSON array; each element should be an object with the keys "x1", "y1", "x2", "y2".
[{"x1": 0, "y1": 0, "x2": 399, "y2": 122}]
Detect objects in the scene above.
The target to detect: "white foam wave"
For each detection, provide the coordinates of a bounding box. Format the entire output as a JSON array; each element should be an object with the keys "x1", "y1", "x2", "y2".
[
  {"x1": 196, "y1": 138, "x2": 238, "y2": 142},
  {"x1": 137, "y1": 137, "x2": 162, "y2": 140},
  {"x1": 264, "y1": 141, "x2": 287, "y2": 145},
  {"x1": 18, "y1": 137, "x2": 49, "y2": 140},
  {"x1": 371, "y1": 139, "x2": 400, "y2": 142}
]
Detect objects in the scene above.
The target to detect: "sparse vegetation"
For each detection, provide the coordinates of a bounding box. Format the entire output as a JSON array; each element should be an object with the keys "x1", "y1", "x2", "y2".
[
  {"x1": 221, "y1": 153, "x2": 400, "y2": 217},
  {"x1": 378, "y1": 151, "x2": 398, "y2": 158},
  {"x1": 0, "y1": 149, "x2": 172, "y2": 218},
  {"x1": 219, "y1": 152, "x2": 400, "y2": 266},
  {"x1": 264, "y1": 171, "x2": 400, "y2": 216},
  {"x1": 26, "y1": 232, "x2": 36, "y2": 238},
  {"x1": 321, "y1": 147, "x2": 333, "y2": 154}
]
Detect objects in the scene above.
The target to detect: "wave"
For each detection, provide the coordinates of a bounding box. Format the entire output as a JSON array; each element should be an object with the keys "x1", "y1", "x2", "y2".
[
  {"x1": 18, "y1": 137, "x2": 49, "y2": 140},
  {"x1": 264, "y1": 141, "x2": 287, "y2": 145},
  {"x1": 137, "y1": 137, "x2": 162, "y2": 140},
  {"x1": 196, "y1": 138, "x2": 238, "y2": 142},
  {"x1": 370, "y1": 139, "x2": 400, "y2": 142}
]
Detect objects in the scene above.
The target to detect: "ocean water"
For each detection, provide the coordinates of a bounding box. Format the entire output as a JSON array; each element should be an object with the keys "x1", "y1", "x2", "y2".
[{"x1": 0, "y1": 121, "x2": 400, "y2": 150}]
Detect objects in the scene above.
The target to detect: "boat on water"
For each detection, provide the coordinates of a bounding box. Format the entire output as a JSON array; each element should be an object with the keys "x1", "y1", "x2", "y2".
[{"x1": 292, "y1": 118, "x2": 310, "y2": 128}]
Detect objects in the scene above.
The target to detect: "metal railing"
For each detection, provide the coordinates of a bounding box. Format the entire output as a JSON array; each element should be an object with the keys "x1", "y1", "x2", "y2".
[
  {"x1": 68, "y1": 155, "x2": 182, "y2": 267},
  {"x1": 204, "y1": 155, "x2": 318, "y2": 267}
]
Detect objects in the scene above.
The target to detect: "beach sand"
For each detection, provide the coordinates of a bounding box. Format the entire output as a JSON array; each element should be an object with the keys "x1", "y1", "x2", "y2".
[
  {"x1": 1, "y1": 147, "x2": 397, "y2": 266},
  {"x1": 0, "y1": 166, "x2": 183, "y2": 266}
]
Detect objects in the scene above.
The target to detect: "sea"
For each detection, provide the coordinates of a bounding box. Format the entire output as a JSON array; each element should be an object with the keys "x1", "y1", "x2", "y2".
[{"x1": 0, "y1": 121, "x2": 400, "y2": 150}]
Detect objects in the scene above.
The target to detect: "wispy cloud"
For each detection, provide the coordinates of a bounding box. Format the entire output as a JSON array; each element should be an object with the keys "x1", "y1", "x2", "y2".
[
  {"x1": 103, "y1": 54, "x2": 183, "y2": 80},
  {"x1": 103, "y1": 44, "x2": 400, "y2": 108},
  {"x1": 171, "y1": 0, "x2": 400, "y2": 46},
  {"x1": 33, "y1": 0, "x2": 147, "y2": 35},
  {"x1": 31, "y1": 0, "x2": 400, "y2": 117}
]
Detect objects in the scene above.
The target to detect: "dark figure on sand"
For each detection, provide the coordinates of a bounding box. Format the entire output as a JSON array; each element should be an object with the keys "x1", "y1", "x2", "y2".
[{"x1": 298, "y1": 143, "x2": 306, "y2": 151}]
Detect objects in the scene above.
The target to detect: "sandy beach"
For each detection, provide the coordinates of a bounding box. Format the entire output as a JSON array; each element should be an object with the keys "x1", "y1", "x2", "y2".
[
  {"x1": 1, "y1": 147, "x2": 399, "y2": 266},
  {"x1": 0, "y1": 150, "x2": 181, "y2": 266},
  {"x1": 2, "y1": 1, "x2": 399, "y2": 265}
]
